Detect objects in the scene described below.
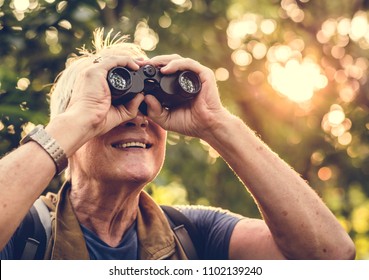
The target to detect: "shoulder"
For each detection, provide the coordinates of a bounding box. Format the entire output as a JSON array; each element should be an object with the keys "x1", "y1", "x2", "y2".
[
  {"x1": 173, "y1": 205, "x2": 243, "y2": 260},
  {"x1": 174, "y1": 205, "x2": 243, "y2": 225}
]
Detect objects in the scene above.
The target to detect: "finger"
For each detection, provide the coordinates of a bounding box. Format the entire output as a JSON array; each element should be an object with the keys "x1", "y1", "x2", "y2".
[
  {"x1": 124, "y1": 93, "x2": 145, "y2": 114},
  {"x1": 91, "y1": 55, "x2": 141, "y2": 72},
  {"x1": 160, "y1": 57, "x2": 203, "y2": 75},
  {"x1": 143, "y1": 54, "x2": 182, "y2": 67},
  {"x1": 144, "y1": 95, "x2": 169, "y2": 125},
  {"x1": 108, "y1": 93, "x2": 145, "y2": 129}
]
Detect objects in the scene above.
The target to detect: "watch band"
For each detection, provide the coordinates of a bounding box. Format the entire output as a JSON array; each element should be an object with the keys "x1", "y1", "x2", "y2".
[{"x1": 20, "y1": 125, "x2": 68, "y2": 175}]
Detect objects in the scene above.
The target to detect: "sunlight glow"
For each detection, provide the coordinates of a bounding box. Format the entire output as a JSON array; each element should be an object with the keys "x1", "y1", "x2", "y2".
[
  {"x1": 338, "y1": 132, "x2": 352, "y2": 146},
  {"x1": 311, "y1": 151, "x2": 325, "y2": 166},
  {"x1": 215, "y1": 67, "x2": 229, "y2": 81},
  {"x1": 252, "y1": 42, "x2": 267, "y2": 59},
  {"x1": 268, "y1": 58, "x2": 327, "y2": 103},
  {"x1": 339, "y1": 86, "x2": 357, "y2": 102},
  {"x1": 319, "y1": 12, "x2": 369, "y2": 49},
  {"x1": 159, "y1": 14, "x2": 172, "y2": 28},
  {"x1": 134, "y1": 21, "x2": 159, "y2": 51},
  {"x1": 13, "y1": 0, "x2": 29, "y2": 11},
  {"x1": 56, "y1": 1, "x2": 67, "y2": 13},
  {"x1": 227, "y1": 16, "x2": 258, "y2": 40},
  {"x1": 318, "y1": 166, "x2": 332, "y2": 181},
  {"x1": 7, "y1": 125, "x2": 15, "y2": 135},
  {"x1": 328, "y1": 108, "x2": 345, "y2": 126},
  {"x1": 16, "y1": 77, "x2": 30, "y2": 91},
  {"x1": 337, "y1": 18, "x2": 351, "y2": 36},
  {"x1": 260, "y1": 19, "x2": 276, "y2": 34},
  {"x1": 321, "y1": 105, "x2": 352, "y2": 144},
  {"x1": 171, "y1": 0, "x2": 186, "y2": 5},
  {"x1": 231, "y1": 49, "x2": 252, "y2": 66},
  {"x1": 275, "y1": 45, "x2": 293, "y2": 62},
  {"x1": 58, "y1": 19, "x2": 72, "y2": 30},
  {"x1": 226, "y1": 13, "x2": 277, "y2": 54},
  {"x1": 280, "y1": 0, "x2": 305, "y2": 22},
  {"x1": 350, "y1": 12, "x2": 368, "y2": 40}
]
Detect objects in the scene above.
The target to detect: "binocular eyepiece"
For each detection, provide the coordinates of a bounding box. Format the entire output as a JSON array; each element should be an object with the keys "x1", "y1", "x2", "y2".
[{"x1": 107, "y1": 65, "x2": 201, "y2": 113}]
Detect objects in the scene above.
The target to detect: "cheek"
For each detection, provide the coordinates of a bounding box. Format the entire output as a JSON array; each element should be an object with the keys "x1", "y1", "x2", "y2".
[
  {"x1": 156, "y1": 131, "x2": 167, "y2": 165},
  {"x1": 71, "y1": 141, "x2": 106, "y2": 172}
]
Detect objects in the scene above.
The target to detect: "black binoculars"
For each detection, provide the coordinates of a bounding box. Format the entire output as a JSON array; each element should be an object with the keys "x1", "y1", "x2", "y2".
[{"x1": 107, "y1": 65, "x2": 201, "y2": 113}]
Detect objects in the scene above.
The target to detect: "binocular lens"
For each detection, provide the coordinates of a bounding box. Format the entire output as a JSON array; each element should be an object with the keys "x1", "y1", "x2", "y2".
[
  {"x1": 108, "y1": 65, "x2": 201, "y2": 109},
  {"x1": 179, "y1": 72, "x2": 200, "y2": 94},
  {"x1": 108, "y1": 68, "x2": 131, "y2": 92}
]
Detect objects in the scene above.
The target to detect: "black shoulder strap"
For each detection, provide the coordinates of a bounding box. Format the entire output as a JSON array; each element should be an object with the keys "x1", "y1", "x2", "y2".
[
  {"x1": 13, "y1": 199, "x2": 52, "y2": 260},
  {"x1": 161, "y1": 205, "x2": 203, "y2": 260},
  {"x1": 14, "y1": 205, "x2": 47, "y2": 259}
]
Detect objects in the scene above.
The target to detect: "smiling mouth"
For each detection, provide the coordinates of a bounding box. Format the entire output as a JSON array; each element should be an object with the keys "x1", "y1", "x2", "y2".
[{"x1": 112, "y1": 141, "x2": 152, "y2": 149}]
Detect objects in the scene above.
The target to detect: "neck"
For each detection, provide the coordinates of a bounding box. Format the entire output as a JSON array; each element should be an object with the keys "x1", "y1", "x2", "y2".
[{"x1": 69, "y1": 176, "x2": 143, "y2": 247}]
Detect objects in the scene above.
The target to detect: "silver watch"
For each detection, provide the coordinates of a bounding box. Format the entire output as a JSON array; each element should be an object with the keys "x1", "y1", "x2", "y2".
[{"x1": 20, "y1": 125, "x2": 68, "y2": 175}]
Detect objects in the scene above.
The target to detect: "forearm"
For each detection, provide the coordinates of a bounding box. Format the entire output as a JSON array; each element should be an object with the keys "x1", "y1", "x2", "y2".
[
  {"x1": 0, "y1": 141, "x2": 55, "y2": 249},
  {"x1": 201, "y1": 111, "x2": 355, "y2": 259},
  {"x1": 0, "y1": 112, "x2": 88, "y2": 249}
]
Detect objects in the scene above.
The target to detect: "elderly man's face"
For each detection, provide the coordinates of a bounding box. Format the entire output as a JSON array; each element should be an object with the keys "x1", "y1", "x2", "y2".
[{"x1": 70, "y1": 113, "x2": 167, "y2": 187}]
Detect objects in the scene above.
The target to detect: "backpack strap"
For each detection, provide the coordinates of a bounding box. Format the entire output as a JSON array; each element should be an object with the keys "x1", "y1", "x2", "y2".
[
  {"x1": 161, "y1": 205, "x2": 203, "y2": 260},
  {"x1": 14, "y1": 198, "x2": 51, "y2": 260}
]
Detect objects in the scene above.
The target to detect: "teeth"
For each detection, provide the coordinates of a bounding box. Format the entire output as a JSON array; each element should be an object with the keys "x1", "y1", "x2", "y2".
[{"x1": 114, "y1": 142, "x2": 147, "y2": 149}]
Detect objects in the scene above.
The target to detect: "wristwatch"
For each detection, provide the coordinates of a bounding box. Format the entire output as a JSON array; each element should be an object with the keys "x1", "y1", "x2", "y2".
[{"x1": 20, "y1": 125, "x2": 68, "y2": 175}]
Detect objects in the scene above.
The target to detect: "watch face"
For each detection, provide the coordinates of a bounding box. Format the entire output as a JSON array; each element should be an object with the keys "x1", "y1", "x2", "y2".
[
  {"x1": 29, "y1": 126, "x2": 41, "y2": 136},
  {"x1": 20, "y1": 125, "x2": 43, "y2": 145}
]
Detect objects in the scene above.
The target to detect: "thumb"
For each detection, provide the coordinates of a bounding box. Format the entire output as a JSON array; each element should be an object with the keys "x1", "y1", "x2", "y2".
[
  {"x1": 144, "y1": 95, "x2": 170, "y2": 127},
  {"x1": 109, "y1": 94, "x2": 145, "y2": 128}
]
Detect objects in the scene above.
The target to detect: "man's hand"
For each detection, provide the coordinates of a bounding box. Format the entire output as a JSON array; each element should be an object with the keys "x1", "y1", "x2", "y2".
[
  {"x1": 141, "y1": 55, "x2": 229, "y2": 139},
  {"x1": 65, "y1": 55, "x2": 145, "y2": 140}
]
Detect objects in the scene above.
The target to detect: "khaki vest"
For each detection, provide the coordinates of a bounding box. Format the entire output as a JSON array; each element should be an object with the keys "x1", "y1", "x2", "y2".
[{"x1": 41, "y1": 182, "x2": 188, "y2": 260}]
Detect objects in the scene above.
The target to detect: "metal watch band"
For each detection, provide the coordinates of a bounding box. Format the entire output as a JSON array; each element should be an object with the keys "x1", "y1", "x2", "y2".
[{"x1": 20, "y1": 125, "x2": 68, "y2": 175}]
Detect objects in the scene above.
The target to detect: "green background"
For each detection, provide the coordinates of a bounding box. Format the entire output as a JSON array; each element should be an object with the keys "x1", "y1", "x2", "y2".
[{"x1": 1, "y1": 0, "x2": 369, "y2": 259}]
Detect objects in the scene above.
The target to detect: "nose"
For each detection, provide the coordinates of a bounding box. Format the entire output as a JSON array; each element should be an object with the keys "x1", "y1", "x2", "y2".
[{"x1": 124, "y1": 112, "x2": 148, "y2": 128}]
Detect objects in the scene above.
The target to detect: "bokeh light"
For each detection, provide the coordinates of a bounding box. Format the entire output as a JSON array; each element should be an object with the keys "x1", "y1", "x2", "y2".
[
  {"x1": 215, "y1": 67, "x2": 229, "y2": 81},
  {"x1": 231, "y1": 49, "x2": 252, "y2": 66},
  {"x1": 134, "y1": 21, "x2": 159, "y2": 51},
  {"x1": 16, "y1": 77, "x2": 30, "y2": 91},
  {"x1": 321, "y1": 104, "x2": 352, "y2": 145},
  {"x1": 268, "y1": 58, "x2": 328, "y2": 103},
  {"x1": 13, "y1": 0, "x2": 29, "y2": 11}
]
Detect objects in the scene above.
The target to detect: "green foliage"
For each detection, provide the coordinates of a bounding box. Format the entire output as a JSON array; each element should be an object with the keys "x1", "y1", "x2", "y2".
[{"x1": 1, "y1": 0, "x2": 369, "y2": 259}]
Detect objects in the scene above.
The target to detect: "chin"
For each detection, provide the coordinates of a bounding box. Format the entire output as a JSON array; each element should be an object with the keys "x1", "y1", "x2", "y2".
[{"x1": 109, "y1": 168, "x2": 158, "y2": 186}]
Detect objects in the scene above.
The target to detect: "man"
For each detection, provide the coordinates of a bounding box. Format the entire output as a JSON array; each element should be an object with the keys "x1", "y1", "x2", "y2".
[{"x1": 0, "y1": 29, "x2": 355, "y2": 259}]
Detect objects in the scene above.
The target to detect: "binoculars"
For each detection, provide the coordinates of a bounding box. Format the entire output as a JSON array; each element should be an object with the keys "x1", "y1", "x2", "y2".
[{"x1": 107, "y1": 65, "x2": 201, "y2": 113}]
